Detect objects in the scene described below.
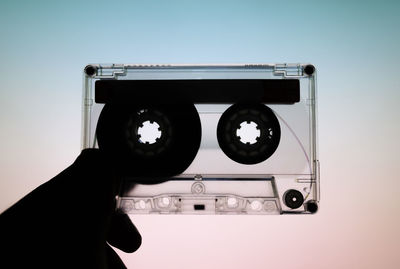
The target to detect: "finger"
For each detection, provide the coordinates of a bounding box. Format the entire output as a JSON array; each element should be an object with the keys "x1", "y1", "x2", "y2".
[
  {"x1": 106, "y1": 244, "x2": 127, "y2": 269},
  {"x1": 66, "y1": 149, "x2": 121, "y2": 218},
  {"x1": 107, "y1": 212, "x2": 142, "y2": 253}
]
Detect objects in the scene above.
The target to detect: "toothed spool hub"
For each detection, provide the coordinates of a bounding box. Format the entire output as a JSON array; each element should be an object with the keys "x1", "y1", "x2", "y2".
[
  {"x1": 217, "y1": 103, "x2": 281, "y2": 165},
  {"x1": 96, "y1": 103, "x2": 202, "y2": 177}
]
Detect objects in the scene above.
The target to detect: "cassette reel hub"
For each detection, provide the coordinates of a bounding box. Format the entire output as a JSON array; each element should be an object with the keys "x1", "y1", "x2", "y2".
[
  {"x1": 217, "y1": 103, "x2": 281, "y2": 165},
  {"x1": 137, "y1": 121, "x2": 162, "y2": 144},
  {"x1": 96, "y1": 103, "x2": 202, "y2": 177},
  {"x1": 125, "y1": 109, "x2": 171, "y2": 157},
  {"x1": 236, "y1": 121, "x2": 261, "y2": 145}
]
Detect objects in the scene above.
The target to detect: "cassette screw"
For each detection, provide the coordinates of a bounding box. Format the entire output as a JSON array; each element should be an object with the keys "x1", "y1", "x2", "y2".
[
  {"x1": 305, "y1": 201, "x2": 318, "y2": 213},
  {"x1": 304, "y1": 64, "x2": 315, "y2": 76},
  {"x1": 84, "y1": 65, "x2": 97, "y2": 76},
  {"x1": 191, "y1": 182, "x2": 205, "y2": 194}
]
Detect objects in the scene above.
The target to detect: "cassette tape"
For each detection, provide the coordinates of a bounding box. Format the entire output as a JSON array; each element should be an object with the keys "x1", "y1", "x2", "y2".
[{"x1": 82, "y1": 64, "x2": 320, "y2": 215}]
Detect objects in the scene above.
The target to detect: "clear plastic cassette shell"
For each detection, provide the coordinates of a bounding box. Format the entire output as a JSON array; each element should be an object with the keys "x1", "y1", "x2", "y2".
[{"x1": 82, "y1": 64, "x2": 319, "y2": 214}]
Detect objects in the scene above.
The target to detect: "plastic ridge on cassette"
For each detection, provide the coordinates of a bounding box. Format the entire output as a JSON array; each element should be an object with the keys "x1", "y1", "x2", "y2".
[{"x1": 82, "y1": 63, "x2": 320, "y2": 215}]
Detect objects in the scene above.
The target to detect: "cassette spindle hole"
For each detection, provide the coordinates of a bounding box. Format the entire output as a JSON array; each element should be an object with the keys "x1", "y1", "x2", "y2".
[
  {"x1": 137, "y1": 120, "x2": 162, "y2": 144},
  {"x1": 236, "y1": 121, "x2": 261, "y2": 145}
]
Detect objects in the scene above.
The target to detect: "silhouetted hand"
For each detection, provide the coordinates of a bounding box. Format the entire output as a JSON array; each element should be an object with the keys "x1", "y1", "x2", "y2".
[{"x1": 0, "y1": 149, "x2": 140, "y2": 268}]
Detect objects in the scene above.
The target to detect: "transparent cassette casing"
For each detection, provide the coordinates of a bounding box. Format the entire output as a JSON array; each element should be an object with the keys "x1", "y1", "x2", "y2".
[{"x1": 82, "y1": 64, "x2": 319, "y2": 214}]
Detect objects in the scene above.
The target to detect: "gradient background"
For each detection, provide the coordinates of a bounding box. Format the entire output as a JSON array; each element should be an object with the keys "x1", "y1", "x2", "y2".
[{"x1": 1, "y1": 0, "x2": 399, "y2": 268}]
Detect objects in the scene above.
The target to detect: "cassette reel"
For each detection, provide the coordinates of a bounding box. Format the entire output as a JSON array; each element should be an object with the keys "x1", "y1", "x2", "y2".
[{"x1": 82, "y1": 64, "x2": 320, "y2": 214}]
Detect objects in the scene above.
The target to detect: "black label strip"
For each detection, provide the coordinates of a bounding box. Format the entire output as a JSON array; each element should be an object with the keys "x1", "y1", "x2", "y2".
[{"x1": 95, "y1": 79, "x2": 300, "y2": 104}]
